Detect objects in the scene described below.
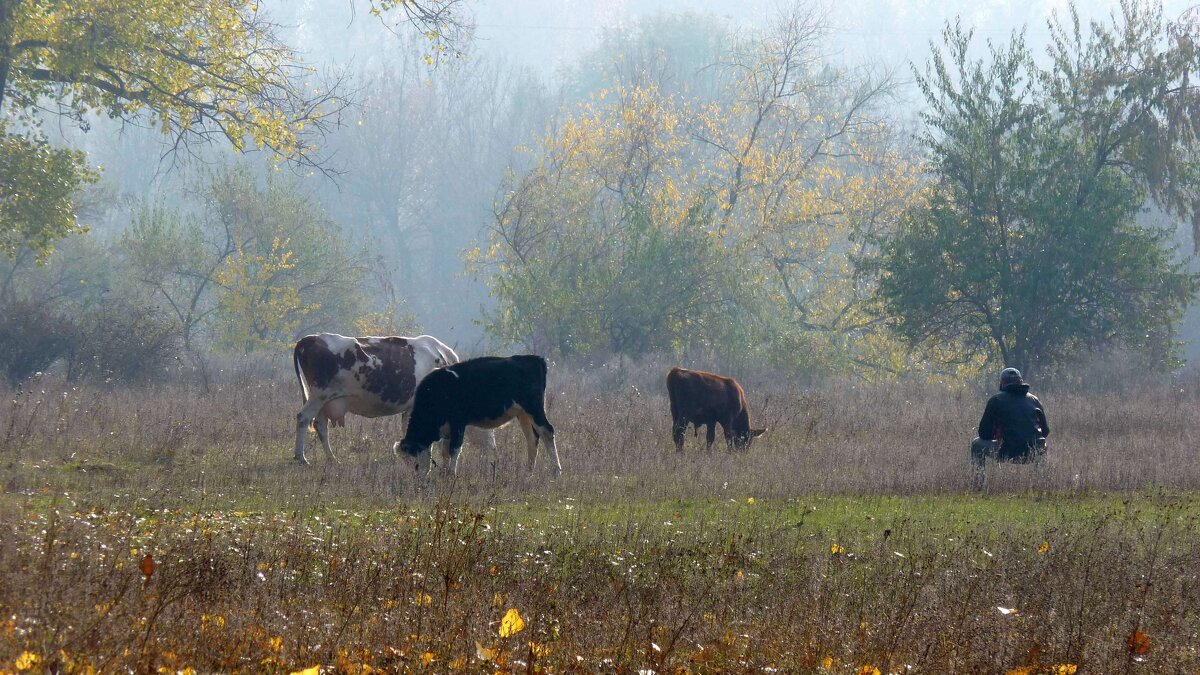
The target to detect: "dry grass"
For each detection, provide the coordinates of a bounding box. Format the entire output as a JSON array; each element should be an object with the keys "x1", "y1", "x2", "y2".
[{"x1": 2, "y1": 365, "x2": 1200, "y2": 672}]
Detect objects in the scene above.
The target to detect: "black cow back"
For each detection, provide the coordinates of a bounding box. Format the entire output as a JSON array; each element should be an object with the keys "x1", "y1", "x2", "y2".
[{"x1": 403, "y1": 355, "x2": 550, "y2": 450}]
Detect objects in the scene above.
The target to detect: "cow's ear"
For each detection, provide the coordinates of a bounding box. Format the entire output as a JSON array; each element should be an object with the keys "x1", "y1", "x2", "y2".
[{"x1": 751, "y1": 428, "x2": 768, "y2": 438}]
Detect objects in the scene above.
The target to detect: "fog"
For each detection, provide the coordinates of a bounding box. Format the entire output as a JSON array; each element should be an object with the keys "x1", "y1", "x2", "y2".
[{"x1": 27, "y1": 0, "x2": 1200, "y2": 374}]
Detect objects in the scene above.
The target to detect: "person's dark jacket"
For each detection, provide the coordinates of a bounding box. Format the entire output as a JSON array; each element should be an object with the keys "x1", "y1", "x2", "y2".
[{"x1": 977, "y1": 383, "x2": 1049, "y2": 458}]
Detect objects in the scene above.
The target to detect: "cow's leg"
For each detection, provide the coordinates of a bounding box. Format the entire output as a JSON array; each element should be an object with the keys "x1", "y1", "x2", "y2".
[
  {"x1": 313, "y1": 416, "x2": 338, "y2": 464},
  {"x1": 413, "y1": 444, "x2": 433, "y2": 478},
  {"x1": 671, "y1": 416, "x2": 687, "y2": 453},
  {"x1": 526, "y1": 408, "x2": 561, "y2": 477},
  {"x1": 294, "y1": 398, "x2": 327, "y2": 465},
  {"x1": 517, "y1": 413, "x2": 539, "y2": 473},
  {"x1": 465, "y1": 426, "x2": 499, "y2": 480},
  {"x1": 704, "y1": 423, "x2": 716, "y2": 452},
  {"x1": 444, "y1": 426, "x2": 466, "y2": 477}
]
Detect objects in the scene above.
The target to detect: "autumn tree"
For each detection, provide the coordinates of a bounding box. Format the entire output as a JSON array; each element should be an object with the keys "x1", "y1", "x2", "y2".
[
  {"x1": 122, "y1": 165, "x2": 373, "y2": 360},
  {"x1": 477, "y1": 4, "x2": 916, "y2": 376},
  {"x1": 870, "y1": 8, "x2": 1199, "y2": 375},
  {"x1": 0, "y1": 0, "x2": 472, "y2": 259}
]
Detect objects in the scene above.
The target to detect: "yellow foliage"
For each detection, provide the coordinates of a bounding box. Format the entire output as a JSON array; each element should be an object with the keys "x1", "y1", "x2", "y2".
[
  {"x1": 14, "y1": 652, "x2": 39, "y2": 671},
  {"x1": 499, "y1": 608, "x2": 525, "y2": 637},
  {"x1": 830, "y1": 543, "x2": 846, "y2": 555},
  {"x1": 288, "y1": 667, "x2": 320, "y2": 675}
]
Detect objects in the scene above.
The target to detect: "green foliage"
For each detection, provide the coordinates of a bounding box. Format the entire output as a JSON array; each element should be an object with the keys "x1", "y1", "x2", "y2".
[
  {"x1": 0, "y1": 125, "x2": 96, "y2": 260},
  {"x1": 871, "y1": 15, "x2": 1198, "y2": 374},
  {"x1": 0, "y1": 0, "x2": 349, "y2": 258},
  {"x1": 477, "y1": 9, "x2": 911, "y2": 374},
  {"x1": 0, "y1": 300, "x2": 75, "y2": 384},
  {"x1": 123, "y1": 165, "x2": 371, "y2": 355}
]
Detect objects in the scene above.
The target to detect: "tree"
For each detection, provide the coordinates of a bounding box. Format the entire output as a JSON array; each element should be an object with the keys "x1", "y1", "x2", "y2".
[
  {"x1": 870, "y1": 13, "x2": 1198, "y2": 375},
  {"x1": 0, "y1": 0, "x2": 472, "y2": 259},
  {"x1": 122, "y1": 165, "x2": 371, "y2": 359},
  {"x1": 475, "y1": 4, "x2": 914, "y2": 376},
  {"x1": 475, "y1": 83, "x2": 750, "y2": 358}
]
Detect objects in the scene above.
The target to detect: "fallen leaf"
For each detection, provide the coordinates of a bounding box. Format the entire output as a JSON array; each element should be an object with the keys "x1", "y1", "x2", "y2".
[
  {"x1": 1037, "y1": 541, "x2": 1050, "y2": 555},
  {"x1": 288, "y1": 667, "x2": 319, "y2": 675},
  {"x1": 997, "y1": 606, "x2": 1018, "y2": 615},
  {"x1": 476, "y1": 642, "x2": 498, "y2": 661},
  {"x1": 140, "y1": 553, "x2": 156, "y2": 582},
  {"x1": 831, "y1": 543, "x2": 846, "y2": 555},
  {"x1": 1126, "y1": 629, "x2": 1151, "y2": 656},
  {"x1": 499, "y1": 608, "x2": 525, "y2": 637}
]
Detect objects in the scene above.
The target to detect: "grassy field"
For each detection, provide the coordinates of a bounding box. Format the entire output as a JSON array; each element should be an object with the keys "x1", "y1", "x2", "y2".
[{"x1": 2, "y1": 368, "x2": 1200, "y2": 673}]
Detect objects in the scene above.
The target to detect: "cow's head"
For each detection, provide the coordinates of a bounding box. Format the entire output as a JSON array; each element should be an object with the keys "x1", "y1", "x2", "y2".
[
  {"x1": 732, "y1": 427, "x2": 768, "y2": 451},
  {"x1": 394, "y1": 439, "x2": 433, "y2": 476}
]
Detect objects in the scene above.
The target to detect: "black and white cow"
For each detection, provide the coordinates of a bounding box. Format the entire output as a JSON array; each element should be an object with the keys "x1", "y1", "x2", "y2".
[
  {"x1": 396, "y1": 355, "x2": 561, "y2": 478},
  {"x1": 292, "y1": 333, "x2": 495, "y2": 465}
]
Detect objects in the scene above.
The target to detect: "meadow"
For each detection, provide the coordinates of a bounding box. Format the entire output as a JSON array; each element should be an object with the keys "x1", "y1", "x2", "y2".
[{"x1": 2, "y1": 363, "x2": 1199, "y2": 673}]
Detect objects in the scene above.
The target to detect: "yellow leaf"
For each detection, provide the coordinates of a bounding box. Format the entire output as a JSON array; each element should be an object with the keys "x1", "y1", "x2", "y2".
[
  {"x1": 475, "y1": 642, "x2": 498, "y2": 661},
  {"x1": 1051, "y1": 666, "x2": 1077, "y2": 675},
  {"x1": 830, "y1": 543, "x2": 846, "y2": 555},
  {"x1": 857, "y1": 666, "x2": 880, "y2": 675},
  {"x1": 821, "y1": 655, "x2": 834, "y2": 669},
  {"x1": 1037, "y1": 541, "x2": 1050, "y2": 555},
  {"x1": 529, "y1": 641, "x2": 551, "y2": 658},
  {"x1": 419, "y1": 652, "x2": 435, "y2": 666},
  {"x1": 414, "y1": 592, "x2": 432, "y2": 607},
  {"x1": 492, "y1": 592, "x2": 506, "y2": 608},
  {"x1": 746, "y1": 497, "x2": 756, "y2": 505},
  {"x1": 289, "y1": 666, "x2": 319, "y2": 675},
  {"x1": 499, "y1": 608, "x2": 525, "y2": 637},
  {"x1": 268, "y1": 636, "x2": 283, "y2": 652},
  {"x1": 1005, "y1": 668, "x2": 1035, "y2": 675},
  {"x1": 448, "y1": 656, "x2": 468, "y2": 670},
  {"x1": 15, "y1": 652, "x2": 40, "y2": 671}
]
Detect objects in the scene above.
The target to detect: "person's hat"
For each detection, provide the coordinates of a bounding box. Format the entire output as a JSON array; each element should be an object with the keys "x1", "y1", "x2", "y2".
[{"x1": 999, "y1": 367, "x2": 1023, "y2": 385}]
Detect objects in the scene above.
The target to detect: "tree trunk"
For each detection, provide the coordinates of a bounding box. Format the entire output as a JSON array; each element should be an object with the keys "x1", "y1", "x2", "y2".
[{"x1": 0, "y1": 1, "x2": 18, "y2": 112}]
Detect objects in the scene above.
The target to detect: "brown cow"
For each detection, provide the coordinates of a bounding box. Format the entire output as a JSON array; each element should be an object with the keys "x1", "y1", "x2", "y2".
[{"x1": 666, "y1": 367, "x2": 766, "y2": 452}]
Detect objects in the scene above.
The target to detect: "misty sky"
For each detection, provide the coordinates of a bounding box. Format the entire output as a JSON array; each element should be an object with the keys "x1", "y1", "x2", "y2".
[{"x1": 293, "y1": 0, "x2": 1195, "y2": 80}]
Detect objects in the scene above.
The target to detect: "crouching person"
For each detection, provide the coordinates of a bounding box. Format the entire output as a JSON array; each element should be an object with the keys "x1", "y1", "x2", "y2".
[{"x1": 971, "y1": 367, "x2": 1049, "y2": 488}]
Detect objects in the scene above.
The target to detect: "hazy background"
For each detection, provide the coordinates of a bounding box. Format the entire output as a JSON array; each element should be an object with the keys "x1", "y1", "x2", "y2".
[{"x1": 46, "y1": 0, "x2": 1200, "y2": 365}]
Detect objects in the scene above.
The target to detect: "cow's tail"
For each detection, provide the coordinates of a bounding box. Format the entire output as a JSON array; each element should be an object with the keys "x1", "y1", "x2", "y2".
[
  {"x1": 293, "y1": 345, "x2": 321, "y2": 432},
  {"x1": 293, "y1": 345, "x2": 309, "y2": 404}
]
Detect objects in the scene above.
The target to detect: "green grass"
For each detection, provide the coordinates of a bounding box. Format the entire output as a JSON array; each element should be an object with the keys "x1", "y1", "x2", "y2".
[{"x1": 3, "y1": 375, "x2": 1200, "y2": 672}]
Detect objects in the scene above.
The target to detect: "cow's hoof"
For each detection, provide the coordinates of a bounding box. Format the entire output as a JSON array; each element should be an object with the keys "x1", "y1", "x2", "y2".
[{"x1": 294, "y1": 456, "x2": 310, "y2": 466}]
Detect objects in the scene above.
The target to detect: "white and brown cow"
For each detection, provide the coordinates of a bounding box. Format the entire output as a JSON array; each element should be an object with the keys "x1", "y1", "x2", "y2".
[{"x1": 292, "y1": 333, "x2": 494, "y2": 465}]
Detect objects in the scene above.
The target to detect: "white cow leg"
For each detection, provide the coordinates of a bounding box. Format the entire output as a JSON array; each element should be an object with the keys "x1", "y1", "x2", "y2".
[
  {"x1": 444, "y1": 427, "x2": 466, "y2": 477},
  {"x1": 466, "y1": 427, "x2": 499, "y2": 480},
  {"x1": 294, "y1": 399, "x2": 326, "y2": 465},
  {"x1": 313, "y1": 417, "x2": 338, "y2": 464},
  {"x1": 414, "y1": 446, "x2": 433, "y2": 478},
  {"x1": 538, "y1": 425, "x2": 562, "y2": 477}
]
